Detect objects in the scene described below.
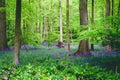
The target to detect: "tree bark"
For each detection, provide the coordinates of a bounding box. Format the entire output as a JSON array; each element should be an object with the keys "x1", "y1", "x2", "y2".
[
  {"x1": 75, "y1": 0, "x2": 90, "y2": 55},
  {"x1": 59, "y1": 0, "x2": 63, "y2": 43},
  {"x1": 111, "y1": 0, "x2": 114, "y2": 27},
  {"x1": 91, "y1": 0, "x2": 94, "y2": 51},
  {"x1": 0, "y1": 0, "x2": 8, "y2": 50},
  {"x1": 118, "y1": 0, "x2": 120, "y2": 15},
  {"x1": 105, "y1": 0, "x2": 112, "y2": 52},
  {"x1": 112, "y1": 0, "x2": 114, "y2": 16},
  {"x1": 106, "y1": 0, "x2": 110, "y2": 17},
  {"x1": 14, "y1": 0, "x2": 22, "y2": 65},
  {"x1": 57, "y1": 0, "x2": 64, "y2": 48},
  {"x1": 66, "y1": 0, "x2": 70, "y2": 51},
  {"x1": 43, "y1": 16, "x2": 48, "y2": 40}
]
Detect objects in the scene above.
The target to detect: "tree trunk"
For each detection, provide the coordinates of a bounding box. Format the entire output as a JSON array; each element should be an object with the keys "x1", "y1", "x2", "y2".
[
  {"x1": 66, "y1": 0, "x2": 70, "y2": 51},
  {"x1": 74, "y1": 0, "x2": 90, "y2": 56},
  {"x1": 57, "y1": 0, "x2": 64, "y2": 48},
  {"x1": 0, "y1": 0, "x2": 8, "y2": 50},
  {"x1": 22, "y1": 20, "x2": 29, "y2": 52},
  {"x1": 105, "y1": 0, "x2": 112, "y2": 52},
  {"x1": 112, "y1": 0, "x2": 114, "y2": 16},
  {"x1": 60, "y1": 0, "x2": 63, "y2": 42},
  {"x1": 14, "y1": 0, "x2": 22, "y2": 65},
  {"x1": 106, "y1": 0, "x2": 110, "y2": 17},
  {"x1": 43, "y1": 16, "x2": 48, "y2": 40},
  {"x1": 118, "y1": 0, "x2": 120, "y2": 15},
  {"x1": 90, "y1": 0, "x2": 94, "y2": 51},
  {"x1": 76, "y1": 40, "x2": 89, "y2": 55},
  {"x1": 111, "y1": 0, "x2": 114, "y2": 27}
]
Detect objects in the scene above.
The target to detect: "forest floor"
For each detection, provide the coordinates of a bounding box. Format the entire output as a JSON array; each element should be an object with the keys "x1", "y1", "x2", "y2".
[{"x1": 0, "y1": 44, "x2": 120, "y2": 79}]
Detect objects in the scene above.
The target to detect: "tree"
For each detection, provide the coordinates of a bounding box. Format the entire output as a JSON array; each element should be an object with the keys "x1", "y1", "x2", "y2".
[
  {"x1": 57, "y1": 0, "x2": 64, "y2": 48},
  {"x1": 60, "y1": 0, "x2": 63, "y2": 43},
  {"x1": 112, "y1": 0, "x2": 114, "y2": 16},
  {"x1": 105, "y1": 0, "x2": 112, "y2": 52},
  {"x1": 43, "y1": 16, "x2": 48, "y2": 41},
  {"x1": 14, "y1": 0, "x2": 22, "y2": 65},
  {"x1": 106, "y1": 0, "x2": 110, "y2": 17},
  {"x1": 90, "y1": 0, "x2": 94, "y2": 51},
  {"x1": 118, "y1": 0, "x2": 120, "y2": 15},
  {"x1": 0, "y1": 0, "x2": 8, "y2": 50},
  {"x1": 66, "y1": 0, "x2": 70, "y2": 51},
  {"x1": 74, "y1": 0, "x2": 89, "y2": 55}
]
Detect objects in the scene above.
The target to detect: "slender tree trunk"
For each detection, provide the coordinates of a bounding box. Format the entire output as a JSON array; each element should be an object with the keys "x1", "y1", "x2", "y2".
[
  {"x1": 91, "y1": 0, "x2": 94, "y2": 51},
  {"x1": 118, "y1": 0, "x2": 120, "y2": 15},
  {"x1": 74, "y1": 0, "x2": 90, "y2": 55},
  {"x1": 106, "y1": 0, "x2": 110, "y2": 17},
  {"x1": 66, "y1": 0, "x2": 70, "y2": 51},
  {"x1": 50, "y1": 0, "x2": 53, "y2": 32},
  {"x1": 22, "y1": 20, "x2": 29, "y2": 52},
  {"x1": 111, "y1": 0, "x2": 114, "y2": 27},
  {"x1": 105, "y1": 0, "x2": 112, "y2": 52},
  {"x1": 14, "y1": 0, "x2": 22, "y2": 65},
  {"x1": 39, "y1": 0, "x2": 43, "y2": 41},
  {"x1": 57, "y1": 0, "x2": 64, "y2": 48},
  {"x1": 42, "y1": 17, "x2": 44, "y2": 40},
  {"x1": 43, "y1": 16, "x2": 48, "y2": 40},
  {"x1": 38, "y1": 21, "x2": 41, "y2": 33},
  {"x1": 112, "y1": 0, "x2": 114, "y2": 16},
  {"x1": 0, "y1": 0, "x2": 8, "y2": 50},
  {"x1": 60, "y1": 0, "x2": 63, "y2": 42},
  {"x1": 36, "y1": 3, "x2": 40, "y2": 34}
]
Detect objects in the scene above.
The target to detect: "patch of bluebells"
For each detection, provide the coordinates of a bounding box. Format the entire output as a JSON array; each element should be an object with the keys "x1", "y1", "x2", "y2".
[
  {"x1": 92, "y1": 51, "x2": 102, "y2": 55},
  {"x1": 50, "y1": 52, "x2": 74, "y2": 62},
  {"x1": 0, "y1": 48, "x2": 10, "y2": 51},
  {"x1": 0, "y1": 45, "x2": 40, "y2": 52},
  {"x1": 51, "y1": 54, "x2": 57, "y2": 59},
  {"x1": 92, "y1": 50, "x2": 116, "y2": 55},
  {"x1": 91, "y1": 50, "x2": 119, "y2": 56},
  {"x1": 51, "y1": 51, "x2": 92, "y2": 65},
  {"x1": 104, "y1": 50, "x2": 117, "y2": 54},
  {"x1": 9, "y1": 46, "x2": 14, "y2": 51}
]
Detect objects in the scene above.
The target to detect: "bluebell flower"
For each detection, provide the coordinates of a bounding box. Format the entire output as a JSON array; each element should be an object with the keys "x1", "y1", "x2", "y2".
[{"x1": 51, "y1": 54, "x2": 57, "y2": 59}]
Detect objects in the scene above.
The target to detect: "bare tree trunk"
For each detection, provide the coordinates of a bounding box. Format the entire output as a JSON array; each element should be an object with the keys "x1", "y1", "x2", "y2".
[
  {"x1": 60, "y1": 0, "x2": 63, "y2": 42},
  {"x1": 118, "y1": 0, "x2": 120, "y2": 15},
  {"x1": 43, "y1": 16, "x2": 48, "y2": 40},
  {"x1": 22, "y1": 20, "x2": 29, "y2": 52},
  {"x1": 57, "y1": 0, "x2": 64, "y2": 48},
  {"x1": 14, "y1": 0, "x2": 22, "y2": 65},
  {"x1": 112, "y1": 0, "x2": 114, "y2": 16},
  {"x1": 91, "y1": 0, "x2": 94, "y2": 51},
  {"x1": 106, "y1": 0, "x2": 110, "y2": 17},
  {"x1": 111, "y1": 0, "x2": 114, "y2": 27},
  {"x1": 37, "y1": 21, "x2": 40, "y2": 33},
  {"x1": 105, "y1": 0, "x2": 112, "y2": 52},
  {"x1": 76, "y1": 40, "x2": 89, "y2": 54},
  {"x1": 0, "y1": 0, "x2": 8, "y2": 50},
  {"x1": 74, "y1": 0, "x2": 90, "y2": 55},
  {"x1": 66, "y1": 0, "x2": 70, "y2": 51}
]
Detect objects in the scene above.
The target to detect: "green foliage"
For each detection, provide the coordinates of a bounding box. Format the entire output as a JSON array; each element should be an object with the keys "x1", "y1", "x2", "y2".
[
  {"x1": 5, "y1": 0, "x2": 120, "y2": 47},
  {"x1": 46, "y1": 32, "x2": 59, "y2": 46},
  {"x1": 77, "y1": 24, "x2": 106, "y2": 44},
  {"x1": 105, "y1": 15, "x2": 120, "y2": 51},
  {"x1": 6, "y1": 0, "x2": 16, "y2": 46},
  {"x1": 0, "y1": 49, "x2": 120, "y2": 79}
]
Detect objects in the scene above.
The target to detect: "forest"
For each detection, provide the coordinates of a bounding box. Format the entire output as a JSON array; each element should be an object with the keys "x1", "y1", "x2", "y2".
[{"x1": 0, "y1": 0, "x2": 120, "y2": 79}]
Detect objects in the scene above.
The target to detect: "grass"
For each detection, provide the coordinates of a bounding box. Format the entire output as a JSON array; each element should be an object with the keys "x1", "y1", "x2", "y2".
[{"x1": 0, "y1": 47, "x2": 120, "y2": 79}]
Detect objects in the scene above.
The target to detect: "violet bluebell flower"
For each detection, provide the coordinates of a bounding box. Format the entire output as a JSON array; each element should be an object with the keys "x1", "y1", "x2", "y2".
[{"x1": 51, "y1": 54, "x2": 57, "y2": 59}]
